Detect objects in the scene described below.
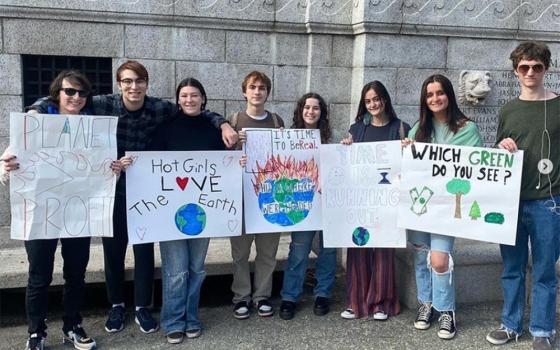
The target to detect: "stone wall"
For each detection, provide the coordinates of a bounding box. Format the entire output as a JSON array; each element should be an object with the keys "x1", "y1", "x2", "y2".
[{"x1": 0, "y1": 0, "x2": 559, "y2": 243}]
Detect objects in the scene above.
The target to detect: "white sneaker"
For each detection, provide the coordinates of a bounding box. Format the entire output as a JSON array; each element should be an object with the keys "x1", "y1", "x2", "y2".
[
  {"x1": 373, "y1": 311, "x2": 388, "y2": 321},
  {"x1": 340, "y1": 309, "x2": 356, "y2": 319}
]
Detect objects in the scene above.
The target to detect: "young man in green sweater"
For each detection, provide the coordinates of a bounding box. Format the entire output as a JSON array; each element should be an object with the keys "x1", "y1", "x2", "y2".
[{"x1": 486, "y1": 41, "x2": 560, "y2": 350}]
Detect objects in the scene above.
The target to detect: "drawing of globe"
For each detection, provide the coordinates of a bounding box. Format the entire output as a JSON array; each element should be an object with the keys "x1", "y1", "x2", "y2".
[
  {"x1": 257, "y1": 177, "x2": 315, "y2": 226},
  {"x1": 174, "y1": 203, "x2": 206, "y2": 236},
  {"x1": 352, "y1": 227, "x2": 370, "y2": 246}
]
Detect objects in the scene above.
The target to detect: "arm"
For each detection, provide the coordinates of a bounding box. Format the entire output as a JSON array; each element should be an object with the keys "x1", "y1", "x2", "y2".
[
  {"x1": 25, "y1": 97, "x2": 50, "y2": 113},
  {"x1": 202, "y1": 111, "x2": 238, "y2": 148}
]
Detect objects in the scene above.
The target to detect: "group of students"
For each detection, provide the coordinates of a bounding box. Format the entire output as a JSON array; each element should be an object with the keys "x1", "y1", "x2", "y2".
[{"x1": 1, "y1": 40, "x2": 558, "y2": 350}]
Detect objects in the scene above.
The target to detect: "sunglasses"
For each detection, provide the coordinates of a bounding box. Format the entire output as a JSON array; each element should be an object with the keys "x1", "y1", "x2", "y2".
[
  {"x1": 60, "y1": 88, "x2": 89, "y2": 97},
  {"x1": 517, "y1": 64, "x2": 545, "y2": 75}
]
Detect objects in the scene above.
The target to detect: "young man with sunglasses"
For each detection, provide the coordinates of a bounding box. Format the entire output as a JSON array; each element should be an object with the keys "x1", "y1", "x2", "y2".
[
  {"x1": 486, "y1": 41, "x2": 560, "y2": 350},
  {"x1": 28, "y1": 61, "x2": 238, "y2": 336}
]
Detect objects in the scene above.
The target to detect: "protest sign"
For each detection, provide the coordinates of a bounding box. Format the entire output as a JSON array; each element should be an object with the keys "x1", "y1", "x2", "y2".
[
  {"x1": 9, "y1": 112, "x2": 118, "y2": 240},
  {"x1": 320, "y1": 141, "x2": 406, "y2": 248},
  {"x1": 126, "y1": 150, "x2": 243, "y2": 244},
  {"x1": 243, "y1": 128, "x2": 322, "y2": 233},
  {"x1": 398, "y1": 142, "x2": 523, "y2": 245}
]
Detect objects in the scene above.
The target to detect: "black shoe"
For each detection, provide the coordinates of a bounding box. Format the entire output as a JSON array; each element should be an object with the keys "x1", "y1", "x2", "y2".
[
  {"x1": 166, "y1": 331, "x2": 184, "y2": 344},
  {"x1": 135, "y1": 307, "x2": 159, "y2": 334},
  {"x1": 279, "y1": 300, "x2": 296, "y2": 320},
  {"x1": 256, "y1": 299, "x2": 274, "y2": 317},
  {"x1": 233, "y1": 301, "x2": 250, "y2": 319},
  {"x1": 26, "y1": 333, "x2": 46, "y2": 350},
  {"x1": 313, "y1": 296, "x2": 330, "y2": 316},
  {"x1": 414, "y1": 302, "x2": 433, "y2": 330},
  {"x1": 105, "y1": 305, "x2": 125, "y2": 333},
  {"x1": 437, "y1": 311, "x2": 456, "y2": 340},
  {"x1": 63, "y1": 324, "x2": 96, "y2": 349}
]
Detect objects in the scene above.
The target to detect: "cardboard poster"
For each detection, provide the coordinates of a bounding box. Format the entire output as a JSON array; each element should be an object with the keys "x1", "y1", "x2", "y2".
[
  {"x1": 398, "y1": 142, "x2": 523, "y2": 245},
  {"x1": 243, "y1": 128, "x2": 322, "y2": 233},
  {"x1": 320, "y1": 141, "x2": 406, "y2": 248},
  {"x1": 125, "y1": 150, "x2": 243, "y2": 244},
  {"x1": 9, "y1": 112, "x2": 118, "y2": 240}
]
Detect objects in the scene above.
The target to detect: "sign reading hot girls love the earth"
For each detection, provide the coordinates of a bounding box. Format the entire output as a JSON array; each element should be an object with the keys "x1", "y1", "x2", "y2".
[
  {"x1": 125, "y1": 151, "x2": 243, "y2": 244},
  {"x1": 9, "y1": 112, "x2": 118, "y2": 240},
  {"x1": 398, "y1": 143, "x2": 523, "y2": 245},
  {"x1": 320, "y1": 141, "x2": 406, "y2": 248},
  {"x1": 243, "y1": 128, "x2": 322, "y2": 233}
]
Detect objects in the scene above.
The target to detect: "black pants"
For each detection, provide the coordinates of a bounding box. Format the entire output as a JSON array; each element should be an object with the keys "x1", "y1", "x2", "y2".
[
  {"x1": 102, "y1": 193, "x2": 154, "y2": 307},
  {"x1": 25, "y1": 237, "x2": 90, "y2": 334}
]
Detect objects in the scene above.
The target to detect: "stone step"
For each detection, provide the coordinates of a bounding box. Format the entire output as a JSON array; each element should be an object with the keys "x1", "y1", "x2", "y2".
[{"x1": 0, "y1": 234, "x2": 301, "y2": 290}]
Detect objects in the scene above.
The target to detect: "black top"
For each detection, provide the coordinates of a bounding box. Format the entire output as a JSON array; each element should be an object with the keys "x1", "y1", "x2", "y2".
[
  {"x1": 148, "y1": 109, "x2": 226, "y2": 152},
  {"x1": 363, "y1": 123, "x2": 393, "y2": 142}
]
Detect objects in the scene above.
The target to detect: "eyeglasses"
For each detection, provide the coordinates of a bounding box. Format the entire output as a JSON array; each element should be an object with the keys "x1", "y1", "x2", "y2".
[
  {"x1": 60, "y1": 88, "x2": 89, "y2": 97},
  {"x1": 119, "y1": 78, "x2": 147, "y2": 87},
  {"x1": 517, "y1": 64, "x2": 545, "y2": 75}
]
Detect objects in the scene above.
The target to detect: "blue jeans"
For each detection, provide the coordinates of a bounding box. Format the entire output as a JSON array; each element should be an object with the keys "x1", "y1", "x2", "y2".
[
  {"x1": 408, "y1": 230, "x2": 455, "y2": 312},
  {"x1": 160, "y1": 238, "x2": 210, "y2": 334},
  {"x1": 281, "y1": 231, "x2": 337, "y2": 302},
  {"x1": 500, "y1": 196, "x2": 560, "y2": 337}
]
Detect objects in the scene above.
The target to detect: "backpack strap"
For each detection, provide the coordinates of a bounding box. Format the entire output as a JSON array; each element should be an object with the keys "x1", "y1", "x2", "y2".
[
  {"x1": 270, "y1": 112, "x2": 280, "y2": 128},
  {"x1": 229, "y1": 112, "x2": 240, "y2": 131},
  {"x1": 399, "y1": 120, "x2": 405, "y2": 140}
]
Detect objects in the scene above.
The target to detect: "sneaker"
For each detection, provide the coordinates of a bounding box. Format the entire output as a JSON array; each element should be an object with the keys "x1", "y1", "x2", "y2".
[
  {"x1": 279, "y1": 300, "x2": 296, "y2": 320},
  {"x1": 533, "y1": 336, "x2": 553, "y2": 350},
  {"x1": 437, "y1": 311, "x2": 456, "y2": 340},
  {"x1": 313, "y1": 297, "x2": 330, "y2": 316},
  {"x1": 186, "y1": 329, "x2": 202, "y2": 339},
  {"x1": 256, "y1": 299, "x2": 274, "y2": 317},
  {"x1": 166, "y1": 331, "x2": 184, "y2": 344},
  {"x1": 373, "y1": 311, "x2": 388, "y2": 321},
  {"x1": 135, "y1": 307, "x2": 159, "y2": 334},
  {"x1": 26, "y1": 333, "x2": 46, "y2": 350},
  {"x1": 233, "y1": 301, "x2": 250, "y2": 319},
  {"x1": 63, "y1": 325, "x2": 96, "y2": 350},
  {"x1": 414, "y1": 302, "x2": 433, "y2": 330},
  {"x1": 340, "y1": 309, "x2": 356, "y2": 320},
  {"x1": 105, "y1": 305, "x2": 125, "y2": 333},
  {"x1": 486, "y1": 326, "x2": 519, "y2": 345}
]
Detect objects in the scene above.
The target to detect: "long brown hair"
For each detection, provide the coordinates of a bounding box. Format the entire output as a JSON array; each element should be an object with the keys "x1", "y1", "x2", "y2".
[
  {"x1": 414, "y1": 74, "x2": 468, "y2": 143},
  {"x1": 291, "y1": 92, "x2": 331, "y2": 143},
  {"x1": 355, "y1": 81, "x2": 397, "y2": 122}
]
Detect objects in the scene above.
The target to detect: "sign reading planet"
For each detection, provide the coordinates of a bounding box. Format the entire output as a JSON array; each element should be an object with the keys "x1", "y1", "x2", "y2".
[
  {"x1": 175, "y1": 203, "x2": 206, "y2": 236},
  {"x1": 352, "y1": 227, "x2": 370, "y2": 246}
]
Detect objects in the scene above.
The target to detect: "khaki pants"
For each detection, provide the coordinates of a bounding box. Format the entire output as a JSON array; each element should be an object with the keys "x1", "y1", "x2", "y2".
[{"x1": 230, "y1": 232, "x2": 281, "y2": 304}]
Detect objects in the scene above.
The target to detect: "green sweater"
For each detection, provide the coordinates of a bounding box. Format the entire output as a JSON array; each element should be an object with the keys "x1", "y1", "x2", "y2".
[
  {"x1": 497, "y1": 96, "x2": 560, "y2": 200},
  {"x1": 408, "y1": 120, "x2": 483, "y2": 147}
]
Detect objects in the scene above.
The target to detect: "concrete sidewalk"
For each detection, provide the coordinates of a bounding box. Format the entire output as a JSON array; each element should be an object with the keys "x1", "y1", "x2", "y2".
[{"x1": 1, "y1": 277, "x2": 557, "y2": 350}]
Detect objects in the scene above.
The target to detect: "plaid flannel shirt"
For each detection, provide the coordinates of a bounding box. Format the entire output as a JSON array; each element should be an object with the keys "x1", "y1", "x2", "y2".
[{"x1": 28, "y1": 94, "x2": 227, "y2": 157}]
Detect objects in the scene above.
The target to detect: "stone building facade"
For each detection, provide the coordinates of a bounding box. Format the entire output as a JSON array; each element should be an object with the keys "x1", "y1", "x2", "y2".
[{"x1": 0, "y1": 1, "x2": 559, "y2": 299}]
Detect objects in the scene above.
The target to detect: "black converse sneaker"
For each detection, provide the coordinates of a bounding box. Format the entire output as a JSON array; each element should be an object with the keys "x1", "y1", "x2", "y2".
[
  {"x1": 414, "y1": 302, "x2": 433, "y2": 330},
  {"x1": 63, "y1": 324, "x2": 96, "y2": 350},
  {"x1": 437, "y1": 311, "x2": 456, "y2": 340},
  {"x1": 26, "y1": 333, "x2": 46, "y2": 350}
]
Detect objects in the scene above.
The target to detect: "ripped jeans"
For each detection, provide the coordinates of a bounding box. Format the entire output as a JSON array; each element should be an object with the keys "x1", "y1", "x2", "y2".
[{"x1": 408, "y1": 231, "x2": 455, "y2": 312}]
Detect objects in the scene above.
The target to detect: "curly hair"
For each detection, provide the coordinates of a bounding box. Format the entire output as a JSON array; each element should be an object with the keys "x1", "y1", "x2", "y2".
[{"x1": 291, "y1": 92, "x2": 331, "y2": 143}]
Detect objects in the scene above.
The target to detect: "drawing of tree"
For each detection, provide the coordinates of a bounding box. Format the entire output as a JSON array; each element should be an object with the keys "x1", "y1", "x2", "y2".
[
  {"x1": 446, "y1": 178, "x2": 471, "y2": 219},
  {"x1": 469, "y1": 201, "x2": 481, "y2": 220}
]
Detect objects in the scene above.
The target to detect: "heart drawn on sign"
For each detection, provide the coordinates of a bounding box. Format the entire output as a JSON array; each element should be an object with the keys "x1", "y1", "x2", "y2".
[
  {"x1": 176, "y1": 177, "x2": 189, "y2": 190},
  {"x1": 135, "y1": 227, "x2": 147, "y2": 240},
  {"x1": 222, "y1": 155, "x2": 234, "y2": 167},
  {"x1": 228, "y1": 219, "x2": 239, "y2": 232}
]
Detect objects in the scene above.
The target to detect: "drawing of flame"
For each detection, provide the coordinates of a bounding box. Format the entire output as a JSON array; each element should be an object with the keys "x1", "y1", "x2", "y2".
[{"x1": 251, "y1": 155, "x2": 319, "y2": 195}]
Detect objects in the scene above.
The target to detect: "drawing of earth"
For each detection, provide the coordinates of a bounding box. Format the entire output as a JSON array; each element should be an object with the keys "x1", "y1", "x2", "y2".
[
  {"x1": 352, "y1": 227, "x2": 370, "y2": 246},
  {"x1": 257, "y1": 177, "x2": 315, "y2": 226},
  {"x1": 174, "y1": 203, "x2": 206, "y2": 236}
]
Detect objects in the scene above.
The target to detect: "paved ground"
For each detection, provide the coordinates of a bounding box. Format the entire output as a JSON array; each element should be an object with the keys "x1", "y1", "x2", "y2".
[{"x1": 0, "y1": 274, "x2": 558, "y2": 350}]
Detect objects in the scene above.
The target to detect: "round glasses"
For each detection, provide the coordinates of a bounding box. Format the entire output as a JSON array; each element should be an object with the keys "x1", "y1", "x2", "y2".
[{"x1": 119, "y1": 78, "x2": 147, "y2": 87}]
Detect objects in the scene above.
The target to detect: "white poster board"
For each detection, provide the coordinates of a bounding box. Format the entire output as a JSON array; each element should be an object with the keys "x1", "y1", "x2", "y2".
[
  {"x1": 398, "y1": 142, "x2": 523, "y2": 245},
  {"x1": 125, "y1": 150, "x2": 243, "y2": 244},
  {"x1": 243, "y1": 128, "x2": 322, "y2": 233},
  {"x1": 9, "y1": 112, "x2": 118, "y2": 240},
  {"x1": 320, "y1": 141, "x2": 406, "y2": 248}
]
